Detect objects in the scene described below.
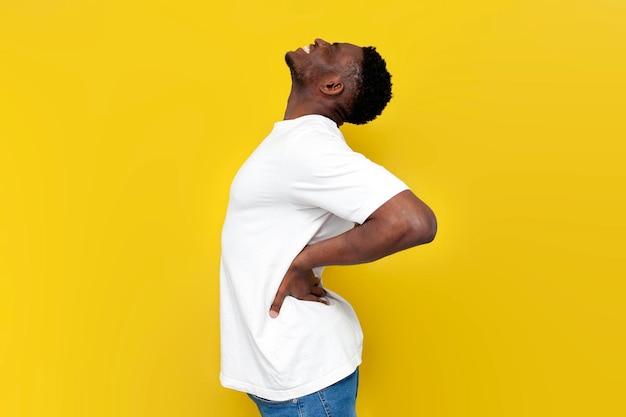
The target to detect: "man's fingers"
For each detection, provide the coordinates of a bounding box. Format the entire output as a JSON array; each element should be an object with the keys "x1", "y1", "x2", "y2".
[
  {"x1": 311, "y1": 285, "x2": 326, "y2": 298},
  {"x1": 269, "y1": 276, "x2": 328, "y2": 318},
  {"x1": 300, "y1": 293, "x2": 330, "y2": 305},
  {"x1": 269, "y1": 291, "x2": 287, "y2": 318},
  {"x1": 270, "y1": 289, "x2": 329, "y2": 318}
]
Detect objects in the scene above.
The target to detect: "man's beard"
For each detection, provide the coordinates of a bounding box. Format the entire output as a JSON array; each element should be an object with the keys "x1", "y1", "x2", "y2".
[{"x1": 285, "y1": 53, "x2": 305, "y2": 86}]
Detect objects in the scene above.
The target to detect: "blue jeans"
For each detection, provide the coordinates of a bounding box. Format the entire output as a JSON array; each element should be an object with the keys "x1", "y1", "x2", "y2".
[{"x1": 248, "y1": 368, "x2": 359, "y2": 417}]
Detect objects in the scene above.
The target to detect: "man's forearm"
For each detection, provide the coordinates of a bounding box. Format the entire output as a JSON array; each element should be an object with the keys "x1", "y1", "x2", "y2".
[
  {"x1": 294, "y1": 190, "x2": 437, "y2": 270},
  {"x1": 268, "y1": 190, "x2": 436, "y2": 317}
]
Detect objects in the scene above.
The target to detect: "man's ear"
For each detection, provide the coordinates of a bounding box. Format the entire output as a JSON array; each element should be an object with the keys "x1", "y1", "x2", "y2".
[{"x1": 320, "y1": 75, "x2": 344, "y2": 96}]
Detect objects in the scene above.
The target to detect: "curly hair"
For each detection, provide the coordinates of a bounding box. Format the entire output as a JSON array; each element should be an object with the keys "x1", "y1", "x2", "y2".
[{"x1": 344, "y1": 46, "x2": 393, "y2": 125}]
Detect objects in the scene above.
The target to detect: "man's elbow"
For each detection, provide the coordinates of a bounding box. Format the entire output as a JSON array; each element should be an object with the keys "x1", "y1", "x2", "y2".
[{"x1": 407, "y1": 208, "x2": 437, "y2": 246}]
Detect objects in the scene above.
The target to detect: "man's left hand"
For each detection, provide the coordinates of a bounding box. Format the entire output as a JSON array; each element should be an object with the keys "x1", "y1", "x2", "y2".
[{"x1": 269, "y1": 259, "x2": 328, "y2": 318}]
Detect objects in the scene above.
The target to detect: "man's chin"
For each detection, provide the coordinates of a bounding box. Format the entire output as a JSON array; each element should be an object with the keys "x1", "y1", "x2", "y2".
[
  {"x1": 284, "y1": 51, "x2": 296, "y2": 69},
  {"x1": 284, "y1": 52, "x2": 306, "y2": 86}
]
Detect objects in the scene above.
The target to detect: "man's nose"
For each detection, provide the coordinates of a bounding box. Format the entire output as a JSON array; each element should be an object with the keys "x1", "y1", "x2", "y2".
[{"x1": 315, "y1": 38, "x2": 330, "y2": 47}]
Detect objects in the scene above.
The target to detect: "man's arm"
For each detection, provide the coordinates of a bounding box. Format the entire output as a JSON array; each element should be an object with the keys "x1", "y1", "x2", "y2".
[{"x1": 269, "y1": 189, "x2": 437, "y2": 317}]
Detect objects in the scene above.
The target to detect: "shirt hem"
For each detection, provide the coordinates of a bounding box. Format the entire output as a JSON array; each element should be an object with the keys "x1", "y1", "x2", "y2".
[{"x1": 220, "y1": 353, "x2": 362, "y2": 401}]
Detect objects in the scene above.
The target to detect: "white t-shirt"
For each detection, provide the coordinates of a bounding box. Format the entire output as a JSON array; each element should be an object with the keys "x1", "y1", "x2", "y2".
[{"x1": 220, "y1": 115, "x2": 408, "y2": 400}]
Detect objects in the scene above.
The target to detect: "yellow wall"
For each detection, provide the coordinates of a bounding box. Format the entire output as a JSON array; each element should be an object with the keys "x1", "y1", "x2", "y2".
[{"x1": 1, "y1": 1, "x2": 624, "y2": 416}]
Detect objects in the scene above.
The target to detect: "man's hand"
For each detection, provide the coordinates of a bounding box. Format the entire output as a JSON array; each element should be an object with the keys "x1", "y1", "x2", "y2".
[
  {"x1": 268, "y1": 190, "x2": 437, "y2": 318},
  {"x1": 269, "y1": 256, "x2": 328, "y2": 318}
]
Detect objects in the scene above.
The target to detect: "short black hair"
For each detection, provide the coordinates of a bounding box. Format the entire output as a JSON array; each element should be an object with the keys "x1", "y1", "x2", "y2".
[{"x1": 345, "y1": 46, "x2": 393, "y2": 125}]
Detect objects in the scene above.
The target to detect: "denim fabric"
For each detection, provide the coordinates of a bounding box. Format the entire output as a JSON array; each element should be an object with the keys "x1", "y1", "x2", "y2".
[{"x1": 248, "y1": 368, "x2": 359, "y2": 417}]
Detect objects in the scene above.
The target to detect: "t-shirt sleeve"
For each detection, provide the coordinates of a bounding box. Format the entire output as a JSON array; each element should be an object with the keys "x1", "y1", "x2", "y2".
[{"x1": 286, "y1": 131, "x2": 409, "y2": 225}]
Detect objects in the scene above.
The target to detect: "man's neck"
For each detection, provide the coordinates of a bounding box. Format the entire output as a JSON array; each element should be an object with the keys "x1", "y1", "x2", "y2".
[{"x1": 283, "y1": 95, "x2": 343, "y2": 126}]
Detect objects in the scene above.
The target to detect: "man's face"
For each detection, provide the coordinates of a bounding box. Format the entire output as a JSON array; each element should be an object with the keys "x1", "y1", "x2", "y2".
[{"x1": 285, "y1": 38, "x2": 363, "y2": 86}]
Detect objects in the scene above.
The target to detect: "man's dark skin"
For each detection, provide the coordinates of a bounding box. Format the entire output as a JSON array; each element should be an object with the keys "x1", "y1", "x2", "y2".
[{"x1": 269, "y1": 39, "x2": 437, "y2": 318}]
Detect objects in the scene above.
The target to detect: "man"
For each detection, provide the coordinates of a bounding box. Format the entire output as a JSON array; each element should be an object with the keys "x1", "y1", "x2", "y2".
[{"x1": 220, "y1": 38, "x2": 437, "y2": 417}]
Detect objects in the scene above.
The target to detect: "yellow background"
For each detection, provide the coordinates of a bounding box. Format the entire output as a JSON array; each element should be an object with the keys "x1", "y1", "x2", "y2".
[{"x1": 1, "y1": 0, "x2": 624, "y2": 416}]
